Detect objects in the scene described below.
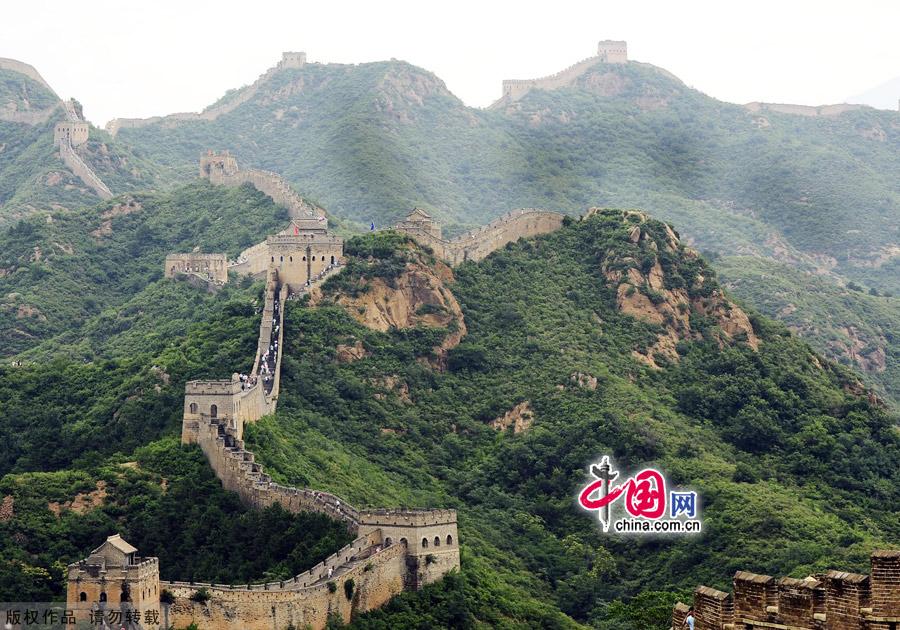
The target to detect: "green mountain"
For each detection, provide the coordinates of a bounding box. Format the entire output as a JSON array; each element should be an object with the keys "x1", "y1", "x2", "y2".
[
  {"x1": 0, "y1": 181, "x2": 289, "y2": 356},
  {"x1": 108, "y1": 56, "x2": 900, "y2": 287},
  {"x1": 1, "y1": 208, "x2": 896, "y2": 629},
  {"x1": 104, "y1": 54, "x2": 900, "y2": 400},
  {"x1": 0, "y1": 60, "x2": 166, "y2": 227},
  {"x1": 716, "y1": 255, "x2": 900, "y2": 405}
]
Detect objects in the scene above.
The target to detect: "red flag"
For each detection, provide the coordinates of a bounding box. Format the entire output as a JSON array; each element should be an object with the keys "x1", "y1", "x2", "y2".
[{"x1": 294, "y1": 224, "x2": 299, "y2": 235}]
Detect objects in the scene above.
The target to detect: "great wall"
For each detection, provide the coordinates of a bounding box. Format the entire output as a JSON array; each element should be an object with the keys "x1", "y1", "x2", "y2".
[
  {"x1": 391, "y1": 206, "x2": 565, "y2": 265},
  {"x1": 105, "y1": 52, "x2": 308, "y2": 137},
  {"x1": 490, "y1": 40, "x2": 628, "y2": 106},
  {"x1": 48, "y1": 138, "x2": 900, "y2": 628},
  {"x1": 671, "y1": 550, "x2": 900, "y2": 629},
  {"x1": 68, "y1": 152, "x2": 467, "y2": 630}
]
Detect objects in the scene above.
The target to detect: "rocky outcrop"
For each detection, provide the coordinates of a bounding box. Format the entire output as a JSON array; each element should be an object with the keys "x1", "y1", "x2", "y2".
[
  {"x1": 489, "y1": 402, "x2": 534, "y2": 434},
  {"x1": 335, "y1": 340, "x2": 370, "y2": 363},
  {"x1": 0, "y1": 495, "x2": 13, "y2": 522},
  {"x1": 322, "y1": 258, "x2": 466, "y2": 364},
  {"x1": 600, "y1": 210, "x2": 758, "y2": 367},
  {"x1": 47, "y1": 481, "x2": 107, "y2": 516}
]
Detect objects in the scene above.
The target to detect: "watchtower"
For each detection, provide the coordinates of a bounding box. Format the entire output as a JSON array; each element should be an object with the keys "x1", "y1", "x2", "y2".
[
  {"x1": 279, "y1": 52, "x2": 307, "y2": 69},
  {"x1": 66, "y1": 534, "x2": 160, "y2": 626},
  {"x1": 200, "y1": 150, "x2": 239, "y2": 181},
  {"x1": 396, "y1": 208, "x2": 442, "y2": 239},
  {"x1": 54, "y1": 121, "x2": 90, "y2": 147},
  {"x1": 597, "y1": 40, "x2": 628, "y2": 63},
  {"x1": 266, "y1": 218, "x2": 343, "y2": 292},
  {"x1": 357, "y1": 509, "x2": 460, "y2": 589}
]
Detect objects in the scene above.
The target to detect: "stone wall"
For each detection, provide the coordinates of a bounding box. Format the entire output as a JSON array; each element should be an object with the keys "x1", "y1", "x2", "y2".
[
  {"x1": 0, "y1": 58, "x2": 59, "y2": 94},
  {"x1": 58, "y1": 140, "x2": 114, "y2": 200},
  {"x1": 394, "y1": 208, "x2": 565, "y2": 266},
  {"x1": 162, "y1": 540, "x2": 407, "y2": 630},
  {"x1": 165, "y1": 253, "x2": 229, "y2": 283},
  {"x1": 494, "y1": 40, "x2": 627, "y2": 104},
  {"x1": 0, "y1": 58, "x2": 61, "y2": 124},
  {"x1": 500, "y1": 56, "x2": 605, "y2": 102},
  {"x1": 175, "y1": 219, "x2": 459, "y2": 626},
  {"x1": 106, "y1": 52, "x2": 308, "y2": 137},
  {"x1": 206, "y1": 162, "x2": 326, "y2": 220},
  {"x1": 744, "y1": 101, "x2": 868, "y2": 117},
  {"x1": 671, "y1": 550, "x2": 900, "y2": 629}
]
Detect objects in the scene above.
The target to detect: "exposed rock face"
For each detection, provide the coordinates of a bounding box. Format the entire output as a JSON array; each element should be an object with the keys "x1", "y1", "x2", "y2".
[
  {"x1": 371, "y1": 375, "x2": 411, "y2": 403},
  {"x1": 599, "y1": 210, "x2": 759, "y2": 367},
  {"x1": 569, "y1": 372, "x2": 598, "y2": 390},
  {"x1": 490, "y1": 402, "x2": 534, "y2": 434},
  {"x1": 0, "y1": 495, "x2": 13, "y2": 522},
  {"x1": 336, "y1": 340, "x2": 370, "y2": 363},
  {"x1": 47, "y1": 481, "x2": 107, "y2": 517},
  {"x1": 325, "y1": 258, "x2": 466, "y2": 365}
]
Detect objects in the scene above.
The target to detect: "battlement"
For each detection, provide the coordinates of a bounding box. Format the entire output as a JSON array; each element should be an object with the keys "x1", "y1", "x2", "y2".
[
  {"x1": 165, "y1": 252, "x2": 228, "y2": 283},
  {"x1": 359, "y1": 508, "x2": 457, "y2": 528},
  {"x1": 392, "y1": 208, "x2": 565, "y2": 265},
  {"x1": 672, "y1": 550, "x2": 900, "y2": 629}
]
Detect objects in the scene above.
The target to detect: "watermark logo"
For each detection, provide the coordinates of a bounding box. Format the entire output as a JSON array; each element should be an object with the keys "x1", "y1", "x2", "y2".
[{"x1": 577, "y1": 456, "x2": 701, "y2": 534}]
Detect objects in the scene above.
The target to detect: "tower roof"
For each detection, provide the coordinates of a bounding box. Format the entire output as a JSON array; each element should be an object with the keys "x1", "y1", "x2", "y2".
[
  {"x1": 405, "y1": 208, "x2": 433, "y2": 221},
  {"x1": 92, "y1": 534, "x2": 137, "y2": 555}
]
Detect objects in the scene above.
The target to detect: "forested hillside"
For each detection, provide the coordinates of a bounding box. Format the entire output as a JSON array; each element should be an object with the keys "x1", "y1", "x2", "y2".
[
  {"x1": 0, "y1": 181, "x2": 289, "y2": 356},
  {"x1": 0, "y1": 207, "x2": 896, "y2": 628}
]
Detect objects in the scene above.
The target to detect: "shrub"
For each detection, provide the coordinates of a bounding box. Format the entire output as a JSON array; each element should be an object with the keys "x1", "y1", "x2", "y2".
[{"x1": 344, "y1": 578, "x2": 355, "y2": 600}]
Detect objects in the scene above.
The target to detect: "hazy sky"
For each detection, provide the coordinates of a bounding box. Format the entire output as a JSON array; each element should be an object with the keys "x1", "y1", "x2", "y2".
[{"x1": 3, "y1": 0, "x2": 899, "y2": 126}]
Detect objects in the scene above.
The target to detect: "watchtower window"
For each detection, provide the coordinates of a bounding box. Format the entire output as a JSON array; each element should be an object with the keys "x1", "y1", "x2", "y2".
[
  {"x1": 99, "y1": 593, "x2": 107, "y2": 603},
  {"x1": 289, "y1": 256, "x2": 293, "y2": 262},
  {"x1": 400, "y1": 537, "x2": 407, "y2": 546},
  {"x1": 434, "y1": 536, "x2": 440, "y2": 547},
  {"x1": 302, "y1": 256, "x2": 306, "y2": 261},
  {"x1": 79, "y1": 592, "x2": 87, "y2": 602},
  {"x1": 421, "y1": 537, "x2": 428, "y2": 548},
  {"x1": 331, "y1": 255, "x2": 335, "y2": 264},
  {"x1": 385, "y1": 537, "x2": 392, "y2": 546},
  {"x1": 271, "y1": 256, "x2": 275, "y2": 262},
  {"x1": 189, "y1": 402, "x2": 198, "y2": 414},
  {"x1": 210, "y1": 404, "x2": 218, "y2": 418},
  {"x1": 446, "y1": 534, "x2": 453, "y2": 546},
  {"x1": 280, "y1": 256, "x2": 284, "y2": 262}
]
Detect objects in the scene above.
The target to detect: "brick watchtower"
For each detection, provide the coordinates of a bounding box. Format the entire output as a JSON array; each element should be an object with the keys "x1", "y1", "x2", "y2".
[{"x1": 67, "y1": 535, "x2": 161, "y2": 627}]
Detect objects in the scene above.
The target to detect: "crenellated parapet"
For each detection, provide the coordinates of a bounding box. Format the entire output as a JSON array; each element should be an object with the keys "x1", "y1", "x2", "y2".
[
  {"x1": 672, "y1": 550, "x2": 900, "y2": 630},
  {"x1": 392, "y1": 207, "x2": 565, "y2": 265}
]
